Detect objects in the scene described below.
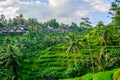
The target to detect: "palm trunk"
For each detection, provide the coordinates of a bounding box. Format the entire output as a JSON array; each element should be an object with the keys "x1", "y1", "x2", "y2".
[
  {"x1": 10, "y1": 55, "x2": 18, "y2": 80},
  {"x1": 74, "y1": 53, "x2": 77, "y2": 67},
  {"x1": 88, "y1": 39, "x2": 94, "y2": 73}
]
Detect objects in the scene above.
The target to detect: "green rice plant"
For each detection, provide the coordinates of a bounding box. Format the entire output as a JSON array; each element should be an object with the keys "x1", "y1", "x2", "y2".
[
  {"x1": 93, "y1": 71, "x2": 113, "y2": 80},
  {"x1": 44, "y1": 67, "x2": 66, "y2": 73},
  {"x1": 80, "y1": 73, "x2": 94, "y2": 80}
]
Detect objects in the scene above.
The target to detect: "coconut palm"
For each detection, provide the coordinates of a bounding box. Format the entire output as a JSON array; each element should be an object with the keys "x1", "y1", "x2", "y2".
[
  {"x1": 102, "y1": 30, "x2": 112, "y2": 46},
  {"x1": 87, "y1": 37, "x2": 95, "y2": 73},
  {"x1": 66, "y1": 33, "x2": 81, "y2": 67},
  {"x1": 93, "y1": 30, "x2": 113, "y2": 71},
  {"x1": 0, "y1": 44, "x2": 22, "y2": 80}
]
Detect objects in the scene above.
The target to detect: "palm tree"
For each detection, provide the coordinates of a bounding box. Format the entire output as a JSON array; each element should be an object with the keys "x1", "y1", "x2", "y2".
[
  {"x1": 66, "y1": 33, "x2": 81, "y2": 67},
  {"x1": 0, "y1": 69, "x2": 13, "y2": 80},
  {"x1": 102, "y1": 30, "x2": 112, "y2": 46},
  {"x1": 87, "y1": 36, "x2": 95, "y2": 73},
  {"x1": 94, "y1": 30, "x2": 112, "y2": 71},
  {"x1": 94, "y1": 47, "x2": 107, "y2": 71},
  {"x1": 0, "y1": 44, "x2": 22, "y2": 80},
  {"x1": 0, "y1": 14, "x2": 6, "y2": 24},
  {"x1": 96, "y1": 21, "x2": 104, "y2": 28}
]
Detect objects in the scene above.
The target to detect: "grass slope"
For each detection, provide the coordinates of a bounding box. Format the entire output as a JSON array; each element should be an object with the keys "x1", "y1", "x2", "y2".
[{"x1": 61, "y1": 68, "x2": 120, "y2": 80}]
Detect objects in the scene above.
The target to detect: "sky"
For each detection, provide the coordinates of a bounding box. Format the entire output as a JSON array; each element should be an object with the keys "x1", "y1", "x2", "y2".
[{"x1": 0, "y1": 0, "x2": 114, "y2": 25}]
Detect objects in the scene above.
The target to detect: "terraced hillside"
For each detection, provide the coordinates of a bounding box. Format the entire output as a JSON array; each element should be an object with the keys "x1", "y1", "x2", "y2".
[{"x1": 18, "y1": 25, "x2": 120, "y2": 79}]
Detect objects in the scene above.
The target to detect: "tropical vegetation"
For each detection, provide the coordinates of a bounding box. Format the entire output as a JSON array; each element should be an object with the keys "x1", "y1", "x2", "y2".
[{"x1": 0, "y1": 0, "x2": 120, "y2": 80}]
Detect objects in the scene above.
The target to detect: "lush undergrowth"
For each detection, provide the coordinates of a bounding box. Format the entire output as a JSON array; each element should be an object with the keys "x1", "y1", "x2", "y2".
[
  {"x1": 61, "y1": 68, "x2": 120, "y2": 80},
  {"x1": 1, "y1": 25, "x2": 120, "y2": 79}
]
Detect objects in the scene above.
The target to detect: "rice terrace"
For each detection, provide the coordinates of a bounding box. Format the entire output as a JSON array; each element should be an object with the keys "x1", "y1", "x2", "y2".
[{"x1": 0, "y1": 0, "x2": 120, "y2": 80}]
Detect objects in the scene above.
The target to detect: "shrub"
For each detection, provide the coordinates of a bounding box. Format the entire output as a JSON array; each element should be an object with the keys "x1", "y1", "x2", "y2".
[
  {"x1": 38, "y1": 70, "x2": 61, "y2": 80},
  {"x1": 65, "y1": 67, "x2": 86, "y2": 78},
  {"x1": 113, "y1": 70, "x2": 120, "y2": 80}
]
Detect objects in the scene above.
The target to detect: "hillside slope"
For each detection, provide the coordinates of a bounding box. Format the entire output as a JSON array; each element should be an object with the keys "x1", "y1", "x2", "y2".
[{"x1": 19, "y1": 25, "x2": 120, "y2": 79}]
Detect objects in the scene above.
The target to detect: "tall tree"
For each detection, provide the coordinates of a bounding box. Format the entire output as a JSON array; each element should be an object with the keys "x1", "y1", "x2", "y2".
[
  {"x1": 0, "y1": 14, "x2": 7, "y2": 27},
  {"x1": 0, "y1": 43, "x2": 23, "y2": 80},
  {"x1": 70, "y1": 22, "x2": 79, "y2": 32},
  {"x1": 66, "y1": 33, "x2": 81, "y2": 67},
  {"x1": 80, "y1": 17, "x2": 92, "y2": 31},
  {"x1": 0, "y1": 14, "x2": 5, "y2": 22},
  {"x1": 109, "y1": 0, "x2": 120, "y2": 26},
  {"x1": 45, "y1": 19, "x2": 59, "y2": 29},
  {"x1": 96, "y1": 21, "x2": 104, "y2": 28}
]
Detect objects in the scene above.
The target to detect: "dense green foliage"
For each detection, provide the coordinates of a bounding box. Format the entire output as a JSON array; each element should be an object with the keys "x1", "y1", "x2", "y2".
[
  {"x1": 0, "y1": 0, "x2": 120, "y2": 80},
  {"x1": 62, "y1": 68, "x2": 120, "y2": 80}
]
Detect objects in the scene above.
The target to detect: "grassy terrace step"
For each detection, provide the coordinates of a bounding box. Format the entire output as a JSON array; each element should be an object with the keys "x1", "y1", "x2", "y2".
[
  {"x1": 20, "y1": 74, "x2": 38, "y2": 79},
  {"x1": 41, "y1": 46, "x2": 120, "y2": 56},
  {"x1": 60, "y1": 77, "x2": 81, "y2": 80},
  {"x1": 33, "y1": 54, "x2": 91, "y2": 63},
  {"x1": 40, "y1": 54, "x2": 82, "y2": 58},
  {"x1": 20, "y1": 70, "x2": 38, "y2": 75},
  {"x1": 39, "y1": 62, "x2": 74, "y2": 68},
  {"x1": 34, "y1": 58, "x2": 77, "y2": 63},
  {"x1": 33, "y1": 59, "x2": 82, "y2": 65},
  {"x1": 21, "y1": 63, "x2": 39, "y2": 70},
  {"x1": 23, "y1": 57, "x2": 82, "y2": 65},
  {"x1": 43, "y1": 67, "x2": 66, "y2": 72}
]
